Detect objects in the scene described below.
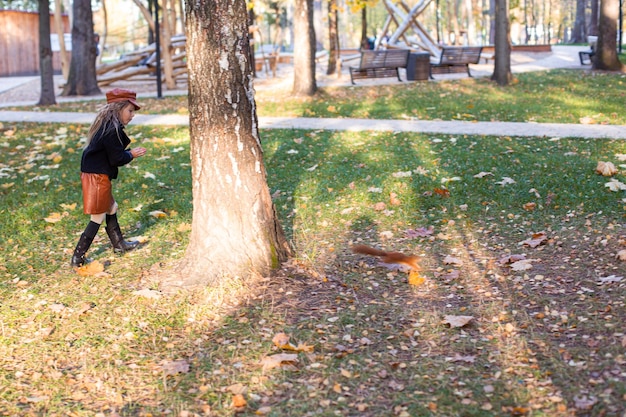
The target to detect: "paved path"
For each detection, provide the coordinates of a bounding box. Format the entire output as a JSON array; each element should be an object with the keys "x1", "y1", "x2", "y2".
[
  {"x1": 1, "y1": 46, "x2": 623, "y2": 139},
  {"x1": 0, "y1": 110, "x2": 624, "y2": 139}
]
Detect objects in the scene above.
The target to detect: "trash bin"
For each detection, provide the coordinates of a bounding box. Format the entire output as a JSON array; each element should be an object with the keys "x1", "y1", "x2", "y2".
[{"x1": 406, "y1": 52, "x2": 431, "y2": 81}]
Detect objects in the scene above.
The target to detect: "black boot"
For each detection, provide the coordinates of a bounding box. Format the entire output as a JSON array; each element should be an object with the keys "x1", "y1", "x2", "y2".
[
  {"x1": 106, "y1": 213, "x2": 139, "y2": 254},
  {"x1": 71, "y1": 221, "x2": 100, "y2": 267}
]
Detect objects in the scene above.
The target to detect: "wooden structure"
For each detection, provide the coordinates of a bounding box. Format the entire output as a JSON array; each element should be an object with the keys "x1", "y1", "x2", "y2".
[
  {"x1": 349, "y1": 49, "x2": 410, "y2": 84},
  {"x1": 0, "y1": 10, "x2": 70, "y2": 76},
  {"x1": 429, "y1": 46, "x2": 483, "y2": 78},
  {"x1": 96, "y1": 35, "x2": 187, "y2": 87},
  {"x1": 377, "y1": 0, "x2": 440, "y2": 58}
]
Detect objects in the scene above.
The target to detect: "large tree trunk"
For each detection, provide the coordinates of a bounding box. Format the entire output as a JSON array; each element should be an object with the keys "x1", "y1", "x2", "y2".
[
  {"x1": 593, "y1": 0, "x2": 625, "y2": 70},
  {"x1": 175, "y1": 0, "x2": 291, "y2": 288},
  {"x1": 571, "y1": 0, "x2": 586, "y2": 43},
  {"x1": 327, "y1": 0, "x2": 339, "y2": 75},
  {"x1": 491, "y1": 0, "x2": 512, "y2": 85},
  {"x1": 38, "y1": 0, "x2": 56, "y2": 106},
  {"x1": 61, "y1": 0, "x2": 100, "y2": 96},
  {"x1": 293, "y1": 0, "x2": 317, "y2": 96}
]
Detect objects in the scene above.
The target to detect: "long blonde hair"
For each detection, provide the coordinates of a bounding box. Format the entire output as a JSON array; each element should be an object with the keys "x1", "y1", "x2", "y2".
[{"x1": 85, "y1": 101, "x2": 129, "y2": 147}]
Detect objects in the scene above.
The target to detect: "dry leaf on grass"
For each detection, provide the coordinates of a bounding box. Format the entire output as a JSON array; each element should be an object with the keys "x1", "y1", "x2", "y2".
[
  {"x1": 443, "y1": 315, "x2": 474, "y2": 328},
  {"x1": 232, "y1": 394, "x2": 247, "y2": 409},
  {"x1": 520, "y1": 231, "x2": 547, "y2": 248},
  {"x1": 617, "y1": 250, "x2": 626, "y2": 261},
  {"x1": 408, "y1": 270, "x2": 425, "y2": 286},
  {"x1": 595, "y1": 161, "x2": 618, "y2": 176},
  {"x1": 260, "y1": 353, "x2": 299, "y2": 372},
  {"x1": 75, "y1": 260, "x2": 104, "y2": 276},
  {"x1": 160, "y1": 359, "x2": 190, "y2": 376}
]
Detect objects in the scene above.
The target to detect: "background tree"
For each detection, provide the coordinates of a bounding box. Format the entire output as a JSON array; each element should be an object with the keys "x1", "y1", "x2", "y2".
[
  {"x1": 593, "y1": 0, "x2": 625, "y2": 70},
  {"x1": 492, "y1": 0, "x2": 512, "y2": 85},
  {"x1": 61, "y1": 0, "x2": 100, "y2": 96},
  {"x1": 293, "y1": 0, "x2": 317, "y2": 96},
  {"x1": 174, "y1": 0, "x2": 291, "y2": 288},
  {"x1": 327, "y1": 0, "x2": 340, "y2": 75},
  {"x1": 53, "y1": 0, "x2": 69, "y2": 79},
  {"x1": 37, "y1": 0, "x2": 56, "y2": 105},
  {"x1": 589, "y1": 0, "x2": 599, "y2": 36},
  {"x1": 571, "y1": 0, "x2": 586, "y2": 43}
]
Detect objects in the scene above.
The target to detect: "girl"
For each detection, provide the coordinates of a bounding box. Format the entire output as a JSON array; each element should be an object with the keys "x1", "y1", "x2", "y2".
[{"x1": 71, "y1": 88, "x2": 147, "y2": 267}]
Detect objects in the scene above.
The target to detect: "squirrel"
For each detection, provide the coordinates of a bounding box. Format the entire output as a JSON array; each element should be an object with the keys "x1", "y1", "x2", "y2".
[{"x1": 351, "y1": 244, "x2": 421, "y2": 272}]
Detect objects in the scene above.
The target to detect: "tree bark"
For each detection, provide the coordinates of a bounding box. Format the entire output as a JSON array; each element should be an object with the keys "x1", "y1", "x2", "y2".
[
  {"x1": 361, "y1": 7, "x2": 368, "y2": 49},
  {"x1": 174, "y1": 0, "x2": 291, "y2": 288},
  {"x1": 571, "y1": 0, "x2": 586, "y2": 43},
  {"x1": 61, "y1": 0, "x2": 100, "y2": 96},
  {"x1": 293, "y1": 0, "x2": 317, "y2": 96},
  {"x1": 327, "y1": 0, "x2": 339, "y2": 75},
  {"x1": 491, "y1": 0, "x2": 512, "y2": 86},
  {"x1": 593, "y1": 0, "x2": 626, "y2": 70},
  {"x1": 38, "y1": 0, "x2": 57, "y2": 106}
]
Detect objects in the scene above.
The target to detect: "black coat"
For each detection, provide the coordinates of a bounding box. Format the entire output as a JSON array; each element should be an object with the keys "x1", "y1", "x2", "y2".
[{"x1": 81, "y1": 125, "x2": 133, "y2": 180}]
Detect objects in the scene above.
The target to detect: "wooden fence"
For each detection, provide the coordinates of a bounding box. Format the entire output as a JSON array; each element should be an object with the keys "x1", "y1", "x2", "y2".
[{"x1": 0, "y1": 10, "x2": 70, "y2": 77}]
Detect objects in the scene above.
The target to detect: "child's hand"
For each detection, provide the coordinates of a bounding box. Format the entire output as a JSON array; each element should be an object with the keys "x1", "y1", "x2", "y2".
[{"x1": 131, "y1": 147, "x2": 147, "y2": 158}]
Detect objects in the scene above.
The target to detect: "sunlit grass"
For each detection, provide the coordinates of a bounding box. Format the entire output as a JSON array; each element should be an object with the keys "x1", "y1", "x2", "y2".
[{"x1": 0, "y1": 119, "x2": 625, "y2": 415}]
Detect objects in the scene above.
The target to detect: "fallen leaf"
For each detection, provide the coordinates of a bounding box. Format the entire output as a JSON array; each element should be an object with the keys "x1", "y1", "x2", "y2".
[
  {"x1": 434, "y1": 188, "x2": 450, "y2": 197},
  {"x1": 605, "y1": 178, "x2": 626, "y2": 191},
  {"x1": 75, "y1": 260, "x2": 105, "y2": 276},
  {"x1": 133, "y1": 289, "x2": 162, "y2": 299},
  {"x1": 573, "y1": 395, "x2": 597, "y2": 410},
  {"x1": 149, "y1": 210, "x2": 168, "y2": 218},
  {"x1": 443, "y1": 255, "x2": 463, "y2": 266},
  {"x1": 408, "y1": 270, "x2": 425, "y2": 286},
  {"x1": 596, "y1": 161, "x2": 618, "y2": 176},
  {"x1": 473, "y1": 171, "x2": 493, "y2": 178},
  {"x1": 520, "y1": 232, "x2": 547, "y2": 248},
  {"x1": 617, "y1": 250, "x2": 626, "y2": 261},
  {"x1": 522, "y1": 202, "x2": 536, "y2": 211},
  {"x1": 160, "y1": 359, "x2": 190, "y2": 376},
  {"x1": 443, "y1": 315, "x2": 474, "y2": 328},
  {"x1": 389, "y1": 192, "x2": 401, "y2": 206},
  {"x1": 373, "y1": 202, "x2": 387, "y2": 211},
  {"x1": 232, "y1": 394, "x2": 247, "y2": 409},
  {"x1": 260, "y1": 353, "x2": 298, "y2": 372},
  {"x1": 510, "y1": 259, "x2": 534, "y2": 271},
  {"x1": 495, "y1": 177, "x2": 516, "y2": 186},
  {"x1": 598, "y1": 275, "x2": 623, "y2": 284},
  {"x1": 44, "y1": 212, "x2": 63, "y2": 223}
]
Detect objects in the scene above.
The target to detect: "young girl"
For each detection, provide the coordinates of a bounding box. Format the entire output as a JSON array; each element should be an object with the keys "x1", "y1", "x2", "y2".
[{"x1": 71, "y1": 88, "x2": 147, "y2": 267}]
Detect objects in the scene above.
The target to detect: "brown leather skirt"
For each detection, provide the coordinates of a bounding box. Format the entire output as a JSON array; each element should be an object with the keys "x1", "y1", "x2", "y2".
[{"x1": 81, "y1": 173, "x2": 115, "y2": 214}]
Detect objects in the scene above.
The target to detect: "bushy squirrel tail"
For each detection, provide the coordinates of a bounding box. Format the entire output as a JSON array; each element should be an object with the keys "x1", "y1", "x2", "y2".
[{"x1": 351, "y1": 244, "x2": 421, "y2": 271}]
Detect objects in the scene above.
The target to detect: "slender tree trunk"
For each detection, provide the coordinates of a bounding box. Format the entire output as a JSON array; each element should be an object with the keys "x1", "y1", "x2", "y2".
[
  {"x1": 61, "y1": 0, "x2": 100, "y2": 96},
  {"x1": 589, "y1": 0, "x2": 600, "y2": 36},
  {"x1": 97, "y1": 0, "x2": 108, "y2": 67},
  {"x1": 327, "y1": 0, "x2": 339, "y2": 75},
  {"x1": 594, "y1": 0, "x2": 626, "y2": 70},
  {"x1": 38, "y1": 0, "x2": 56, "y2": 106},
  {"x1": 489, "y1": 0, "x2": 496, "y2": 43},
  {"x1": 492, "y1": 0, "x2": 512, "y2": 85},
  {"x1": 161, "y1": 0, "x2": 176, "y2": 88},
  {"x1": 361, "y1": 7, "x2": 368, "y2": 49},
  {"x1": 53, "y1": 0, "x2": 69, "y2": 80},
  {"x1": 172, "y1": 0, "x2": 291, "y2": 288},
  {"x1": 293, "y1": 0, "x2": 316, "y2": 96},
  {"x1": 572, "y1": 0, "x2": 586, "y2": 43}
]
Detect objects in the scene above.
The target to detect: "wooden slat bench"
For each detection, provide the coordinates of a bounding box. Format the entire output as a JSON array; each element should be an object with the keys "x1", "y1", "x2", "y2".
[
  {"x1": 430, "y1": 46, "x2": 483, "y2": 78},
  {"x1": 349, "y1": 49, "x2": 410, "y2": 85}
]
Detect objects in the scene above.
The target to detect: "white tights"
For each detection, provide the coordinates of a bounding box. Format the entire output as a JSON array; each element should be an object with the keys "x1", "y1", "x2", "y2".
[{"x1": 90, "y1": 202, "x2": 118, "y2": 225}]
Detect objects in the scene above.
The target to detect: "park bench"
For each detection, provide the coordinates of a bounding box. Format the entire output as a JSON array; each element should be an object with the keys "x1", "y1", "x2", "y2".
[
  {"x1": 349, "y1": 49, "x2": 410, "y2": 85},
  {"x1": 429, "y1": 46, "x2": 483, "y2": 78},
  {"x1": 579, "y1": 36, "x2": 597, "y2": 65}
]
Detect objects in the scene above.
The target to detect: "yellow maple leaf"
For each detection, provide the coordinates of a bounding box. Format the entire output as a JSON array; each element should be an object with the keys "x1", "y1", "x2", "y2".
[
  {"x1": 75, "y1": 260, "x2": 105, "y2": 276},
  {"x1": 408, "y1": 270, "x2": 425, "y2": 286},
  {"x1": 149, "y1": 210, "x2": 168, "y2": 218},
  {"x1": 44, "y1": 212, "x2": 63, "y2": 223}
]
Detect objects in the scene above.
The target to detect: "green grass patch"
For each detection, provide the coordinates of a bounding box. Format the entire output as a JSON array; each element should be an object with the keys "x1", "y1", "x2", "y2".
[
  {"x1": 7, "y1": 69, "x2": 626, "y2": 125},
  {"x1": 0, "y1": 115, "x2": 625, "y2": 414}
]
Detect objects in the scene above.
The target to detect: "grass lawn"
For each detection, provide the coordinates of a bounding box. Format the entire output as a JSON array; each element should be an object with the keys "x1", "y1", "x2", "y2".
[
  {"x1": 0, "y1": 73, "x2": 626, "y2": 416},
  {"x1": 8, "y1": 69, "x2": 626, "y2": 125}
]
